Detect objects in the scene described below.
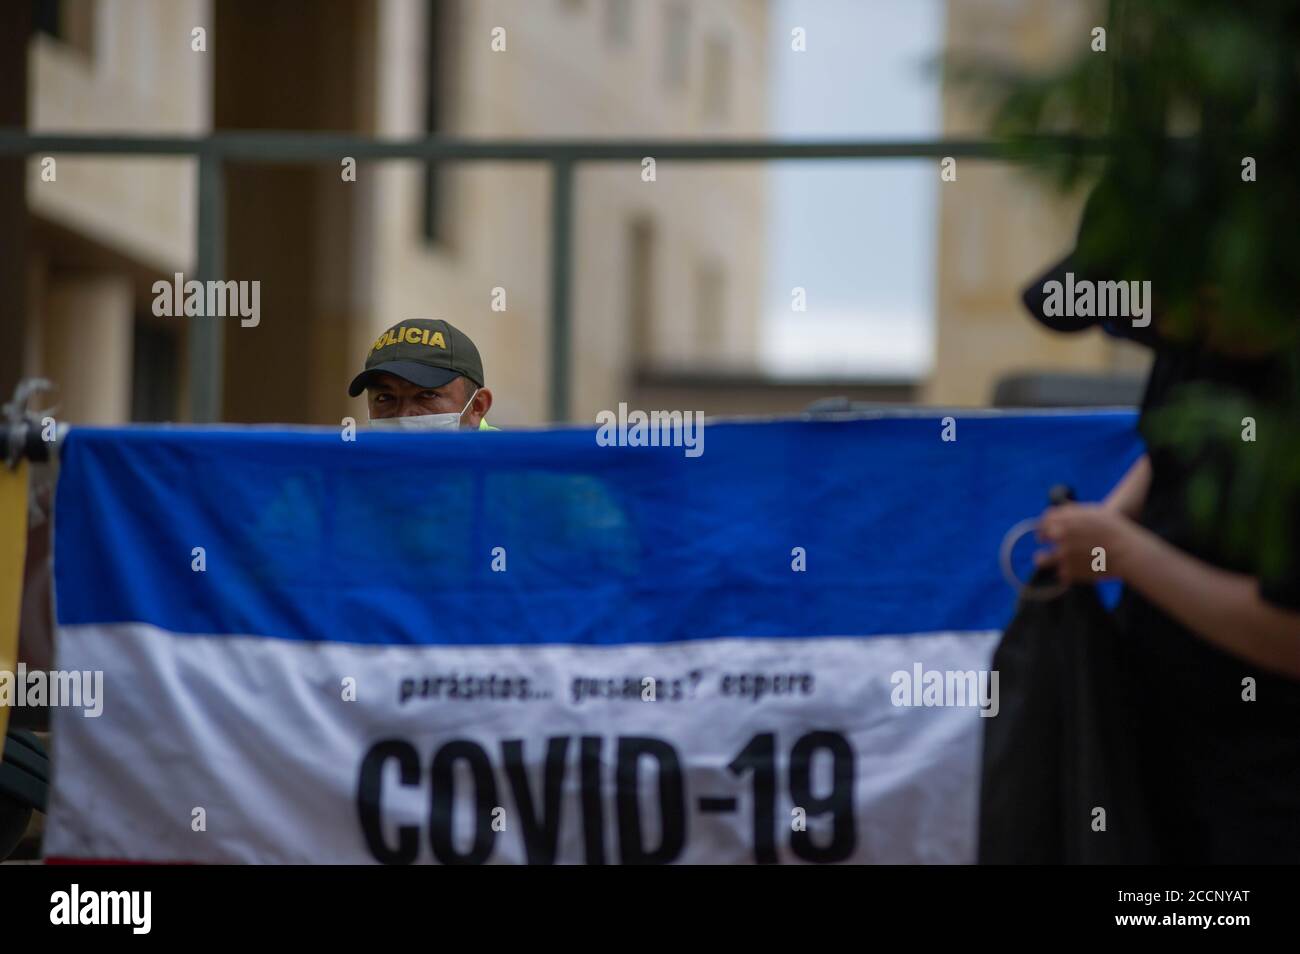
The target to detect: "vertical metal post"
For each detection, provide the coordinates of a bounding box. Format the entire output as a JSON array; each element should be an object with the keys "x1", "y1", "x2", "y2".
[
  {"x1": 0, "y1": 3, "x2": 30, "y2": 404},
  {"x1": 548, "y1": 157, "x2": 574, "y2": 422},
  {"x1": 190, "y1": 147, "x2": 226, "y2": 423}
]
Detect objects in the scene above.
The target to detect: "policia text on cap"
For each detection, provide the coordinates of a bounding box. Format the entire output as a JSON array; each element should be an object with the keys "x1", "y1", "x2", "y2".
[{"x1": 348, "y1": 319, "x2": 496, "y2": 431}]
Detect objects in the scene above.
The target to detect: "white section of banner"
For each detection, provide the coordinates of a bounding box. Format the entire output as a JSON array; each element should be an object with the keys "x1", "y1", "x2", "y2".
[{"x1": 45, "y1": 623, "x2": 999, "y2": 864}]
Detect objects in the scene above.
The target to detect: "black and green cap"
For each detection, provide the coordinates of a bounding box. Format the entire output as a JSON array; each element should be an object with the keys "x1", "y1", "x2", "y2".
[{"x1": 348, "y1": 318, "x2": 484, "y2": 397}]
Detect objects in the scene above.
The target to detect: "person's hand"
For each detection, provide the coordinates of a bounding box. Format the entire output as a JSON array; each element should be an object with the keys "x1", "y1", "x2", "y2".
[{"x1": 1034, "y1": 503, "x2": 1133, "y2": 584}]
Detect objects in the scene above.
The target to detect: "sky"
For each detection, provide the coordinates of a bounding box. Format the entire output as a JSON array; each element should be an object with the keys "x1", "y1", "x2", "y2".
[{"x1": 761, "y1": 0, "x2": 947, "y2": 380}]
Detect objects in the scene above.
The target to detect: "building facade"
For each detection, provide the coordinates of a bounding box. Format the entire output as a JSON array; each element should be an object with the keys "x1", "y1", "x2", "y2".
[
  {"x1": 927, "y1": 0, "x2": 1149, "y2": 406},
  {"x1": 12, "y1": 0, "x2": 769, "y2": 426}
]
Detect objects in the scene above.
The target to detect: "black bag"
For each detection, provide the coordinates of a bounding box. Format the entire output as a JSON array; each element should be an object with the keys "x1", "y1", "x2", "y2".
[
  {"x1": 0, "y1": 728, "x2": 48, "y2": 860},
  {"x1": 978, "y1": 570, "x2": 1155, "y2": 864}
]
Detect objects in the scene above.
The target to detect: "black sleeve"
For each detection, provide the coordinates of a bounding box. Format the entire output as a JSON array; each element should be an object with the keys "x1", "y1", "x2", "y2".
[
  {"x1": 1260, "y1": 578, "x2": 1300, "y2": 612},
  {"x1": 1260, "y1": 506, "x2": 1300, "y2": 612}
]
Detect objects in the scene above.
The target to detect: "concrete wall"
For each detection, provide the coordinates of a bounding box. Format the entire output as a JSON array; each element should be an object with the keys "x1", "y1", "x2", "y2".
[
  {"x1": 22, "y1": 0, "x2": 212, "y2": 424},
  {"x1": 22, "y1": 0, "x2": 769, "y2": 425},
  {"x1": 927, "y1": 0, "x2": 1149, "y2": 406},
  {"x1": 27, "y1": 0, "x2": 211, "y2": 274},
  {"x1": 362, "y1": 0, "x2": 769, "y2": 427}
]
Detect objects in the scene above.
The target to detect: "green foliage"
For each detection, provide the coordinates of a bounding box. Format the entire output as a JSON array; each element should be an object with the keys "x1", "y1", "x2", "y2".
[
  {"x1": 1147, "y1": 381, "x2": 1300, "y2": 580},
  {"x1": 949, "y1": 0, "x2": 1300, "y2": 342},
  {"x1": 949, "y1": 0, "x2": 1300, "y2": 579}
]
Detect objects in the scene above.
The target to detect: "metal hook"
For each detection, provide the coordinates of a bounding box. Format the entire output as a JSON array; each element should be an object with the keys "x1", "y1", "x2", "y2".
[
  {"x1": 999, "y1": 517, "x2": 1067, "y2": 602},
  {"x1": 4, "y1": 378, "x2": 57, "y2": 469}
]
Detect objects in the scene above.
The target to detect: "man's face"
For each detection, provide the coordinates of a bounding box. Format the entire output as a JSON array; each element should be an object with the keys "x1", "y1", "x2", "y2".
[{"x1": 365, "y1": 372, "x2": 487, "y2": 427}]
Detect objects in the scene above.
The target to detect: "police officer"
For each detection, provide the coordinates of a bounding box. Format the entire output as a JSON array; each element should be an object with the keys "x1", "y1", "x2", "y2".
[{"x1": 348, "y1": 318, "x2": 496, "y2": 430}]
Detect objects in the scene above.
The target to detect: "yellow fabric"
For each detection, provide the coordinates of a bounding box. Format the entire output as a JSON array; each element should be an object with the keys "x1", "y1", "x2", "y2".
[{"x1": 0, "y1": 461, "x2": 28, "y2": 746}]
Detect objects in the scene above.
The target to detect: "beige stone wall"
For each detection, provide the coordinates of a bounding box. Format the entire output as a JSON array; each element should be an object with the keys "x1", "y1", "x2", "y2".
[
  {"x1": 42, "y1": 274, "x2": 135, "y2": 423},
  {"x1": 26, "y1": 0, "x2": 212, "y2": 274},
  {"x1": 927, "y1": 0, "x2": 1149, "y2": 406},
  {"x1": 25, "y1": 0, "x2": 767, "y2": 426},
  {"x1": 360, "y1": 0, "x2": 769, "y2": 426}
]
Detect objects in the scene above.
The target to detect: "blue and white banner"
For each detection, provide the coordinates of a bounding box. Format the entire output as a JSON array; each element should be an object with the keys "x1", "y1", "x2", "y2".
[{"x1": 45, "y1": 413, "x2": 1141, "y2": 864}]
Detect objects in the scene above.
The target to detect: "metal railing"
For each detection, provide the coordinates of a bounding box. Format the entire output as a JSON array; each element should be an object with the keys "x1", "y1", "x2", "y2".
[{"x1": 0, "y1": 130, "x2": 1092, "y2": 421}]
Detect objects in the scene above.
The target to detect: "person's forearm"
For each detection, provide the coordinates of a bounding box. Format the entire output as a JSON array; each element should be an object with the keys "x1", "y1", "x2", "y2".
[
  {"x1": 1103, "y1": 454, "x2": 1151, "y2": 519},
  {"x1": 1114, "y1": 521, "x2": 1300, "y2": 679}
]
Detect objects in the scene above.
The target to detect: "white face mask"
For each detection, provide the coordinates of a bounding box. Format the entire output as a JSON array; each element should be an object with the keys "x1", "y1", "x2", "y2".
[{"x1": 369, "y1": 389, "x2": 479, "y2": 432}]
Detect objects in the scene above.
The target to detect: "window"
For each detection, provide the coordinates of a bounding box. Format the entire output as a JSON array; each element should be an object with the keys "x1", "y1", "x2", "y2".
[
  {"x1": 662, "y1": 2, "x2": 689, "y2": 92},
  {"x1": 694, "y1": 262, "x2": 726, "y2": 356},
  {"x1": 604, "y1": 0, "x2": 632, "y2": 46},
  {"x1": 32, "y1": 0, "x2": 95, "y2": 58},
  {"x1": 627, "y1": 218, "x2": 656, "y2": 362},
  {"x1": 131, "y1": 319, "x2": 180, "y2": 422},
  {"x1": 702, "y1": 34, "x2": 731, "y2": 122}
]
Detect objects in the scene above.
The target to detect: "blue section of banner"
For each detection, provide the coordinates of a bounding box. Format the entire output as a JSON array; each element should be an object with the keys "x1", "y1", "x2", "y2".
[{"x1": 54, "y1": 414, "x2": 1142, "y2": 646}]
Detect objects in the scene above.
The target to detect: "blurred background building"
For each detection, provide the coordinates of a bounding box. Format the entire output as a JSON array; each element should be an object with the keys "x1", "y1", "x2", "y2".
[
  {"x1": 1, "y1": 0, "x2": 1148, "y2": 428},
  {"x1": 928, "y1": 0, "x2": 1148, "y2": 407},
  {"x1": 7, "y1": 0, "x2": 768, "y2": 426}
]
